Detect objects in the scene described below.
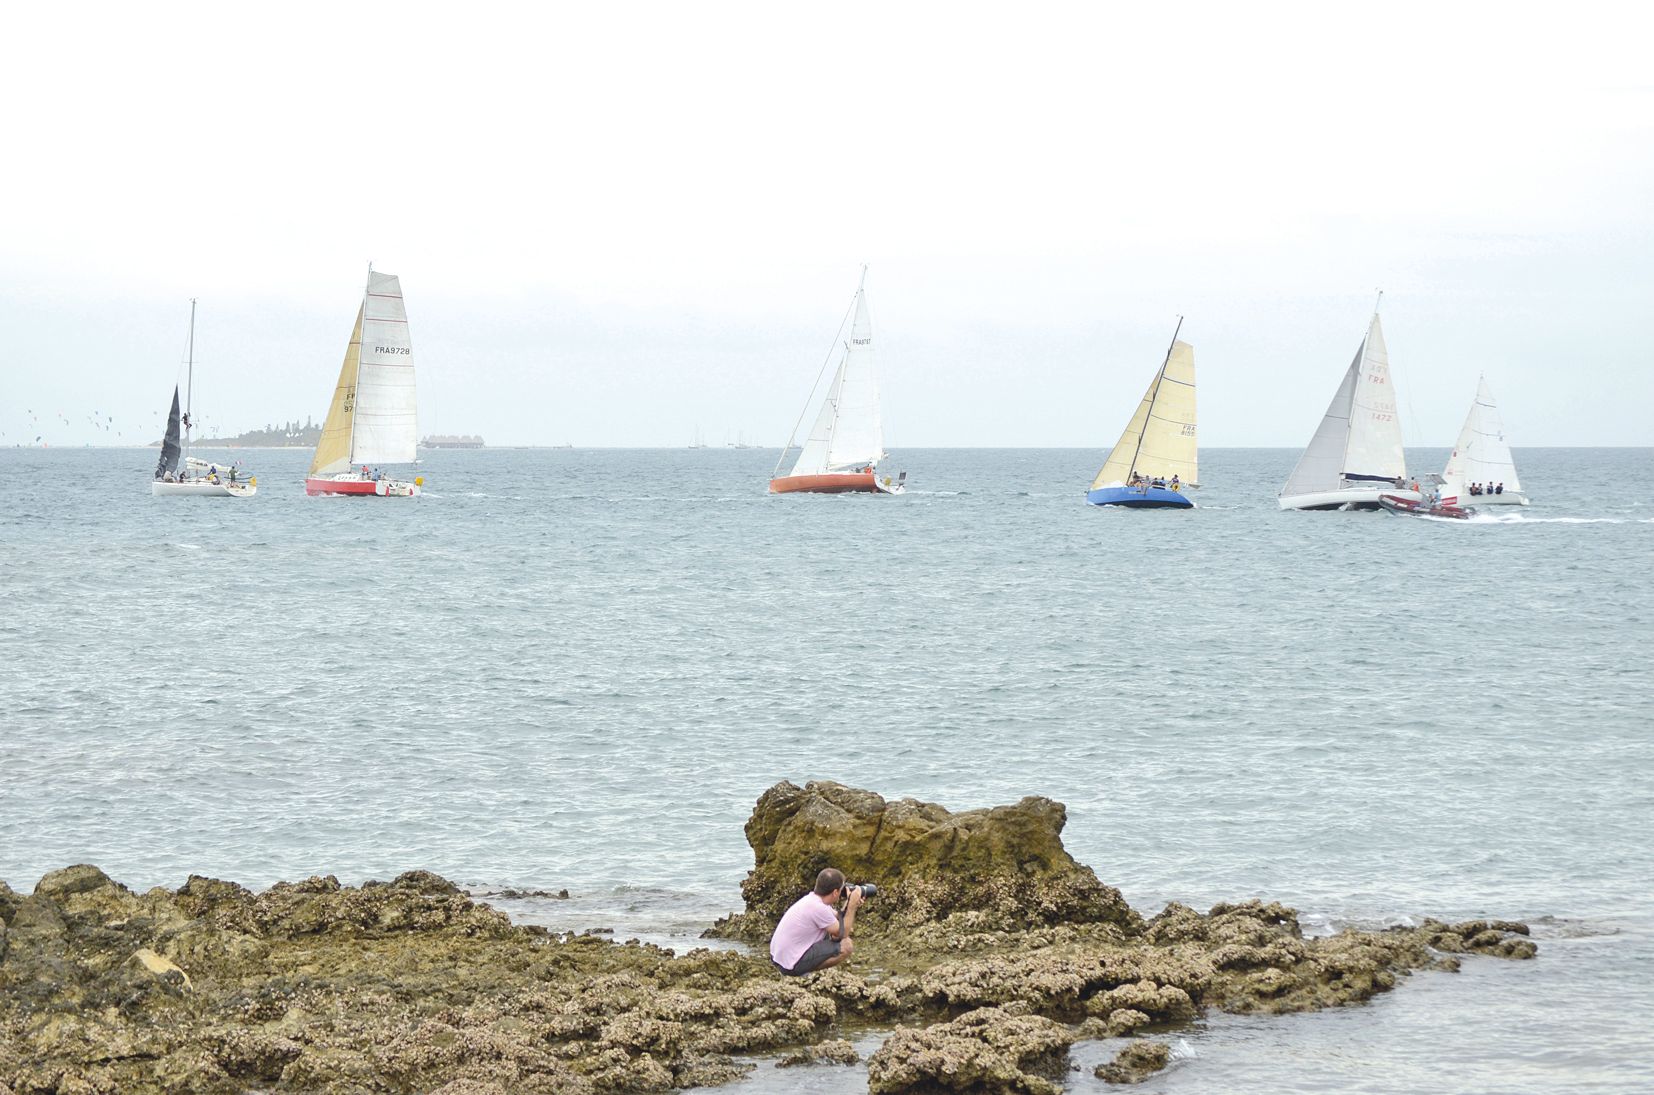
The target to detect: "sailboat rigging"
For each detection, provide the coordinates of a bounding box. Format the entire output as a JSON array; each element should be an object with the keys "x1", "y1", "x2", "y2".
[
  {"x1": 1086, "y1": 319, "x2": 1197, "y2": 508},
  {"x1": 304, "y1": 268, "x2": 424, "y2": 497},
  {"x1": 769, "y1": 267, "x2": 904, "y2": 495},
  {"x1": 151, "y1": 299, "x2": 256, "y2": 498},
  {"x1": 1278, "y1": 305, "x2": 1414, "y2": 511},
  {"x1": 1442, "y1": 376, "x2": 1528, "y2": 506}
]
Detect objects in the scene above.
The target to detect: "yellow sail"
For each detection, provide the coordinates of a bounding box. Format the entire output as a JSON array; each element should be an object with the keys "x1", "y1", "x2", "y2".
[
  {"x1": 308, "y1": 305, "x2": 364, "y2": 476},
  {"x1": 1090, "y1": 339, "x2": 1197, "y2": 489}
]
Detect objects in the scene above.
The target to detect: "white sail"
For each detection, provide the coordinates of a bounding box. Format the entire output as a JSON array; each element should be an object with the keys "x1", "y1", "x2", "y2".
[
  {"x1": 1343, "y1": 314, "x2": 1405, "y2": 482},
  {"x1": 1281, "y1": 348, "x2": 1360, "y2": 498},
  {"x1": 1091, "y1": 339, "x2": 1197, "y2": 489},
  {"x1": 1281, "y1": 313, "x2": 1405, "y2": 497},
  {"x1": 350, "y1": 270, "x2": 418, "y2": 466},
  {"x1": 789, "y1": 275, "x2": 884, "y2": 476},
  {"x1": 1442, "y1": 376, "x2": 1521, "y2": 496}
]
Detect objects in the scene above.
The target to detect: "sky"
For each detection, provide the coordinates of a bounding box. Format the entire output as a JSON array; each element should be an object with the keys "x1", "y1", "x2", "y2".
[{"x1": 2, "y1": 1, "x2": 1650, "y2": 449}]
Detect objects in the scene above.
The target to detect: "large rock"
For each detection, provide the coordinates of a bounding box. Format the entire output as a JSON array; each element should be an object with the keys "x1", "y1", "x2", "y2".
[
  {"x1": 713, "y1": 781, "x2": 1139, "y2": 940},
  {"x1": 1095, "y1": 1039, "x2": 1170, "y2": 1084},
  {"x1": 866, "y1": 1005, "x2": 1075, "y2": 1094}
]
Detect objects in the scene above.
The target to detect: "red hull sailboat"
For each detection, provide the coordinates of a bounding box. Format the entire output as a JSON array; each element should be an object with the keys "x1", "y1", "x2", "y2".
[{"x1": 305, "y1": 269, "x2": 423, "y2": 498}]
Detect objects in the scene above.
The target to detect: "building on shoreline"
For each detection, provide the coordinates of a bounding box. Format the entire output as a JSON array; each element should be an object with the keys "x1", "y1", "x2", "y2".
[{"x1": 421, "y1": 434, "x2": 485, "y2": 449}]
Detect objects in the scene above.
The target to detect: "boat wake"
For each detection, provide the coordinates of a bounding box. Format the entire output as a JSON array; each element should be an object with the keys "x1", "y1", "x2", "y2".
[{"x1": 1467, "y1": 512, "x2": 1634, "y2": 525}]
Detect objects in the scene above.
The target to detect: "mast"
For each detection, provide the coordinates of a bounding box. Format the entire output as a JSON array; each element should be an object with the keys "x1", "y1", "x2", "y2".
[
  {"x1": 184, "y1": 297, "x2": 196, "y2": 465},
  {"x1": 348, "y1": 264, "x2": 368, "y2": 469},
  {"x1": 1124, "y1": 316, "x2": 1182, "y2": 478}
]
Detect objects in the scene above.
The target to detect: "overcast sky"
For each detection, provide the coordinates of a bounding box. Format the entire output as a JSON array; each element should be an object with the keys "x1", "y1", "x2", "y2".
[{"x1": 2, "y1": 2, "x2": 1650, "y2": 449}]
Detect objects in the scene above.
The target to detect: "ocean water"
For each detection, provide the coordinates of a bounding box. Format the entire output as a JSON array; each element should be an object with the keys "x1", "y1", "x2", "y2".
[{"x1": 2, "y1": 446, "x2": 1651, "y2": 1093}]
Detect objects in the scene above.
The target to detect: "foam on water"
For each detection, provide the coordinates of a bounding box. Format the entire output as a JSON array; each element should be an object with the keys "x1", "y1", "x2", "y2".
[{"x1": 3, "y1": 445, "x2": 1652, "y2": 1093}]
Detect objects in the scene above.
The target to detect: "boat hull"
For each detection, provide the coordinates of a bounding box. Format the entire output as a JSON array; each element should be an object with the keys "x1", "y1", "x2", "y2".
[
  {"x1": 1278, "y1": 486, "x2": 1418, "y2": 511},
  {"x1": 1378, "y1": 493, "x2": 1471, "y2": 520},
  {"x1": 305, "y1": 475, "x2": 421, "y2": 498},
  {"x1": 1086, "y1": 485, "x2": 1193, "y2": 509},
  {"x1": 151, "y1": 479, "x2": 256, "y2": 498},
  {"x1": 769, "y1": 470, "x2": 902, "y2": 495}
]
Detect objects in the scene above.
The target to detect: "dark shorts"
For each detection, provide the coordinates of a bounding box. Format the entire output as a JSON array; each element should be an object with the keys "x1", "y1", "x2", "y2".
[{"x1": 775, "y1": 911, "x2": 845, "y2": 976}]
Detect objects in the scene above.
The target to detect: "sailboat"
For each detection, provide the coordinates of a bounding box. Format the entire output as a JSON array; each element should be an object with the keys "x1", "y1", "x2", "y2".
[
  {"x1": 1086, "y1": 321, "x2": 1197, "y2": 508},
  {"x1": 769, "y1": 268, "x2": 904, "y2": 495},
  {"x1": 1278, "y1": 307, "x2": 1414, "y2": 511},
  {"x1": 1442, "y1": 376, "x2": 1528, "y2": 505},
  {"x1": 151, "y1": 299, "x2": 257, "y2": 498},
  {"x1": 304, "y1": 268, "x2": 423, "y2": 497}
]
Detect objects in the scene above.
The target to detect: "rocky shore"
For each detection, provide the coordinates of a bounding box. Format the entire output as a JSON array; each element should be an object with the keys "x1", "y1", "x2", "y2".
[{"x1": 0, "y1": 781, "x2": 1535, "y2": 1094}]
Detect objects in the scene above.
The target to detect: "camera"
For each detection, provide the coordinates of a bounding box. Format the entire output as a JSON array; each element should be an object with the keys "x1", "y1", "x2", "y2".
[{"x1": 845, "y1": 883, "x2": 878, "y2": 899}]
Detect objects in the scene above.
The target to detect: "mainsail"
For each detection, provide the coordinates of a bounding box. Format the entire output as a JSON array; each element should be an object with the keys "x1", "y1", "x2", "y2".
[
  {"x1": 1442, "y1": 376, "x2": 1520, "y2": 496},
  {"x1": 308, "y1": 270, "x2": 417, "y2": 476},
  {"x1": 1091, "y1": 338, "x2": 1197, "y2": 489},
  {"x1": 353, "y1": 271, "x2": 418, "y2": 465},
  {"x1": 155, "y1": 386, "x2": 182, "y2": 479},
  {"x1": 1280, "y1": 313, "x2": 1406, "y2": 497},
  {"x1": 789, "y1": 273, "x2": 885, "y2": 477}
]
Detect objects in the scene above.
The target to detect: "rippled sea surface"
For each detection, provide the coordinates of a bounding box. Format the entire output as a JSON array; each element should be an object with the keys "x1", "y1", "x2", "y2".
[{"x1": 3, "y1": 446, "x2": 1651, "y2": 1093}]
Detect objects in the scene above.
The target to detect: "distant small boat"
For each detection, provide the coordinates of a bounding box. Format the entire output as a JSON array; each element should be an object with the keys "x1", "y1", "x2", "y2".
[
  {"x1": 769, "y1": 268, "x2": 904, "y2": 495},
  {"x1": 1086, "y1": 320, "x2": 1196, "y2": 508},
  {"x1": 305, "y1": 269, "x2": 423, "y2": 497},
  {"x1": 1279, "y1": 306, "x2": 1416, "y2": 511},
  {"x1": 152, "y1": 299, "x2": 256, "y2": 498},
  {"x1": 1379, "y1": 492, "x2": 1471, "y2": 520},
  {"x1": 1442, "y1": 376, "x2": 1528, "y2": 506}
]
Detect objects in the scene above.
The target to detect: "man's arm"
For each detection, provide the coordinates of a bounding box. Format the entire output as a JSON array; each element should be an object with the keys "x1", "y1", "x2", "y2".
[{"x1": 828, "y1": 887, "x2": 864, "y2": 939}]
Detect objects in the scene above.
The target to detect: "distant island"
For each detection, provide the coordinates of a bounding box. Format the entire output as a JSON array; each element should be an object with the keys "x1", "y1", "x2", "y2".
[
  {"x1": 145, "y1": 423, "x2": 489, "y2": 449},
  {"x1": 167, "y1": 419, "x2": 323, "y2": 448}
]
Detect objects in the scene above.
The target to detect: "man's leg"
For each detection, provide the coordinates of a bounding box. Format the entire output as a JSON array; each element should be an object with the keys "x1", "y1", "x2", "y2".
[
  {"x1": 784, "y1": 912, "x2": 851, "y2": 975},
  {"x1": 815, "y1": 909, "x2": 852, "y2": 970}
]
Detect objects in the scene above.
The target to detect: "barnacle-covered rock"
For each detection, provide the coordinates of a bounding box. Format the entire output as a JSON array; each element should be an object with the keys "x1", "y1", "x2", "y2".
[
  {"x1": 709, "y1": 780, "x2": 1139, "y2": 941},
  {"x1": 0, "y1": 783, "x2": 1538, "y2": 1094},
  {"x1": 1095, "y1": 1039, "x2": 1170, "y2": 1084},
  {"x1": 866, "y1": 1006, "x2": 1076, "y2": 1094}
]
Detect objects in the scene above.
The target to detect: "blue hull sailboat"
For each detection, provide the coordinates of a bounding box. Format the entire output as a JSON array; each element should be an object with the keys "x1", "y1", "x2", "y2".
[{"x1": 1086, "y1": 320, "x2": 1197, "y2": 509}]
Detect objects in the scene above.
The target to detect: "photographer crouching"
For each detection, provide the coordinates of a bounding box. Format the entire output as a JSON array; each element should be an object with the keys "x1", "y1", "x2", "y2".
[{"x1": 768, "y1": 868, "x2": 877, "y2": 976}]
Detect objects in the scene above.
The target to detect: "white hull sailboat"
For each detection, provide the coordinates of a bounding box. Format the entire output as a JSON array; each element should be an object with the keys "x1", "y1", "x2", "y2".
[
  {"x1": 305, "y1": 269, "x2": 423, "y2": 497},
  {"x1": 152, "y1": 457, "x2": 256, "y2": 497},
  {"x1": 152, "y1": 299, "x2": 256, "y2": 498},
  {"x1": 1279, "y1": 307, "x2": 1415, "y2": 511},
  {"x1": 1086, "y1": 321, "x2": 1197, "y2": 508},
  {"x1": 770, "y1": 268, "x2": 904, "y2": 495},
  {"x1": 1442, "y1": 377, "x2": 1528, "y2": 506}
]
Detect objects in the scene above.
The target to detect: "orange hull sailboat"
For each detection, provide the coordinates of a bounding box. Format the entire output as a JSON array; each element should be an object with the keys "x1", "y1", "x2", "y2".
[{"x1": 768, "y1": 267, "x2": 904, "y2": 495}]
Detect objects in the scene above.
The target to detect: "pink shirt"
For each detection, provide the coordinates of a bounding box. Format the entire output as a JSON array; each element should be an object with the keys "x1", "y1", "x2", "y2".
[{"x1": 769, "y1": 891, "x2": 839, "y2": 969}]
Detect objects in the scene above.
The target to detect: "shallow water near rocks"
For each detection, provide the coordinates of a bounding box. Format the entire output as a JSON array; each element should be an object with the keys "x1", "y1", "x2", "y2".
[{"x1": 3, "y1": 446, "x2": 1652, "y2": 1093}]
